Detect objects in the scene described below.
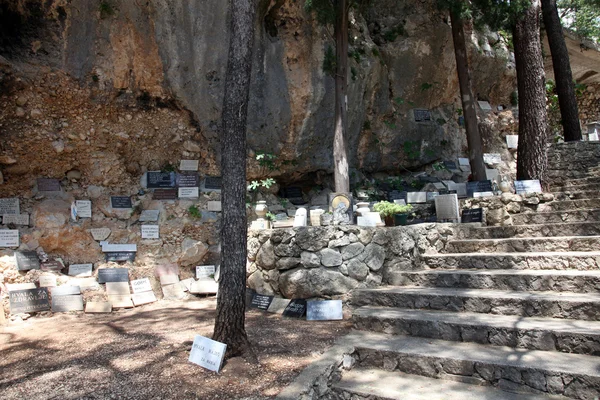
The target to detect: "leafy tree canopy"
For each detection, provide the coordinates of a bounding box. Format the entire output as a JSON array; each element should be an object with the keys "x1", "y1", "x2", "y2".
[{"x1": 557, "y1": 0, "x2": 600, "y2": 41}]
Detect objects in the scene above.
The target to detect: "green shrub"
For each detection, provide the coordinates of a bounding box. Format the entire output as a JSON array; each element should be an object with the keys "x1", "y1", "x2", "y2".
[{"x1": 373, "y1": 201, "x2": 413, "y2": 218}]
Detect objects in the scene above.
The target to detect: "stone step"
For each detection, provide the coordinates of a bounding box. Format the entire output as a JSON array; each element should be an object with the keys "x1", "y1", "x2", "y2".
[
  {"x1": 469, "y1": 221, "x2": 600, "y2": 239},
  {"x1": 446, "y1": 236, "x2": 600, "y2": 253},
  {"x1": 333, "y1": 368, "x2": 555, "y2": 400},
  {"x1": 512, "y1": 209, "x2": 600, "y2": 225},
  {"x1": 353, "y1": 307, "x2": 600, "y2": 355},
  {"x1": 552, "y1": 190, "x2": 600, "y2": 201},
  {"x1": 344, "y1": 331, "x2": 600, "y2": 399},
  {"x1": 352, "y1": 286, "x2": 600, "y2": 320},
  {"x1": 551, "y1": 176, "x2": 600, "y2": 188},
  {"x1": 420, "y1": 251, "x2": 600, "y2": 270},
  {"x1": 550, "y1": 183, "x2": 600, "y2": 192},
  {"x1": 386, "y1": 269, "x2": 600, "y2": 293},
  {"x1": 547, "y1": 169, "x2": 600, "y2": 179},
  {"x1": 536, "y1": 198, "x2": 600, "y2": 211}
]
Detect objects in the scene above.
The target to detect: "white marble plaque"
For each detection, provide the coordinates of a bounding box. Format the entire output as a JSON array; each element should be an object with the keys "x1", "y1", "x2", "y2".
[
  {"x1": 433, "y1": 182, "x2": 446, "y2": 190},
  {"x1": 267, "y1": 297, "x2": 291, "y2": 314},
  {"x1": 101, "y1": 243, "x2": 137, "y2": 253},
  {"x1": 189, "y1": 335, "x2": 226, "y2": 372},
  {"x1": 39, "y1": 274, "x2": 57, "y2": 287},
  {"x1": 393, "y1": 199, "x2": 407, "y2": 206},
  {"x1": 434, "y1": 194, "x2": 460, "y2": 221},
  {"x1": 407, "y1": 192, "x2": 427, "y2": 204},
  {"x1": 0, "y1": 230, "x2": 19, "y2": 247},
  {"x1": 160, "y1": 274, "x2": 179, "y2": 286},
  {"x1": 506, "y1": 135, "x2": 519, "y2": 149},
  {"x1": 458, "y1": 157, "x2": 470, "y2": 166},
  {"x1": 132, "y1": 291, "x2": 157, "y2": 306},
  {"x1": 2, "y1": 214, "x2": 29, "y2": 226},
  {"x1": 76, "y1": 200, "x2": 92, "y2": 218},
  {"x1": 131, "y1": 278, "x2": 153, "y2": 294},
  {"x1": 71, "y1": 277, "x2": 99, "y2": 291},
  {"x1": 589, "y1": 132, "x2": 599, "y2": 141},
  {"x1": 179, "y1": 160, "x2": 199, "y2": 171},
  {"x1": 178, "y1": 187, "x2": 199, "y2": 198},
  {"x1": 108, "y1": 294, "x2": 134, "y2": 308},
  {"x1": 68, "y1": 264, "x2": 93, "y2": 277},
  {"x1": 181, "y1": 277, "x2": 195, "y2": 292},
  {"x1": 106, "y1": 282, "x2": 131, "y2": 296},
  {"x1": 293, "y1": 208, "x2": 307, "y2": 227},
  {"x1": 514, "y1": 179, "x2": 542, "y2": 195},
  {"x1": 473, "y1": 191, "x2": 494, "y2": 198},
  {"x1": 6, "y1": 282, "x2": 36, "y2": 291},
  {"x1": 141, "y1": 225, "x2": 159, "y2": 239},
  {"x1": 207, "y1": 201, "x2": 222, "y2": 212},
  {"x1": 447, "y1": 182, "x2": 467, "y2": 198},
  {"x1": 85, "y1": 302, "x2": 112, "y2": 313},
  {"x1": 51, "y1": 285, "x2": 81, "y2": 296},
  {"x1": 162, "y1": 282, "x2": 186, "y2": 299},
  {"x1": 483, "y1": 153, "x2": 501, "y2": 165},
  {"x1": 485, "y1": 169, "x2": 500, "y2": 183},
  {"x1": 190, "y1": 279, "x2": 218, "y2": 294},
  {"x1": 477, "y1": 100, "x2": 492, "y2": 111},
  {"x1": 307, "y1": 300, "x2": 343, "y2": 321},
  {"x1": 90, "y1": 228, "x2": 111, "y2": 241},
  {"x1": 139, "y1": 210, "x2": 160, "y2": 222},
  {"x1": 196, "y1": 265, "x2": 216, "y2": 279},
  {"x1": 0, "y1": 198, "x2": 19, "y2": 215}
]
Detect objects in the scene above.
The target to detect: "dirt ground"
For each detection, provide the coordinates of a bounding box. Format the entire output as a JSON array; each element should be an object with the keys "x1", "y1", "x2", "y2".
[{"x1": 0, "y1": 298, "x2": 352, "y2": 399}]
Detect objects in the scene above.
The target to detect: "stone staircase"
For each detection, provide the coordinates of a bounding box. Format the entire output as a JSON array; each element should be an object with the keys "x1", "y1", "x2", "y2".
[{"x1": 335, "y1": 143, "x2": 600, "y2": 399}]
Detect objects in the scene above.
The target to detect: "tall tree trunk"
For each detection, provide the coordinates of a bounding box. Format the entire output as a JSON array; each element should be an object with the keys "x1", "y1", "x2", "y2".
[
  {"x1": 513, "y1": 0, "x2": 548, "y2": 183},
  {"x1": 213, "y1": 0, "x2": 256, "y2": 359},
  {"x1": 450, "y1": 10, "x2": 486, "y2": 181},
  {"x1": 541, "y1": 0, "x2": 582, "y2": 141},
  {"x1": 333, "y1": 0, "x2": 349, "y2": 193}
]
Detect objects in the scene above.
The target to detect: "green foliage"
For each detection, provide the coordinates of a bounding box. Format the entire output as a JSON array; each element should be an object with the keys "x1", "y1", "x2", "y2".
[
  {"x1": 558, "y1": 0, "x2": 600, "y2": 42},
  {"x1": 349, "y1": 49, "x2": 362, "y2": 62},
  {"x1": 420, "y1": 82, "x2": 435, "y2": 91},
  {"x1": 323, "y1": 45, "x2": 336, "y2": 76},
  {"x1": 510, "y1": 90, "x2": 518, "y2": 106},
  {"x1": 383, "y1": 23, "x2": 407, "y2": 42},
  {"x1": 394, "y1": 97, "x2": 405, "y2": 105},
  {"x1": 248, "y1": 178, "x2": 276, "y2": 191},
  {"x1": 384, "y1": 119, "x2": 397, "y2": 129},
  {"x1": 92, "y1": 74, "x2": 99, "y2": 82},
  {"x1": 265, "y1": 212, "x2": 277, "y2": 222},
  {"x1": 456, "y1": 108, "x2": 463, "y2": 116},
  {"x1": 374, "y1": 201, "x2": 413, "y2": 217},
  {"x1": 188, "y1": 205, "x2": 202, "y2": 219},
  {"x1": 403, "y1": 140, "x2": 420, "y2": 160},
  {"x1": 470, "y1": 0, "x2": 533, "y2": 31},
  {"x1": 436, "y1": 118, "x2": 447, "y2": 125},
  {"x1": 255, "y1": 151, "x2": 277, "y2": 170},
  {"x1": 99, "y1": 1, "x2": 115, "y2": 18},
  {"x1": 304, "y1": 0, "x2": 335, "y2": 26},
  {"x1": 372, "y1": 47, "x2": 380, "y2": 57},
  {"x1": 162, "y1": 163, "x2": 176, "y2": 172}
]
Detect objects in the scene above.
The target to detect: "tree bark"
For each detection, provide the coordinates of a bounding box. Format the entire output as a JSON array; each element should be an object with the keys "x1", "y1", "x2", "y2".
[
  {"x1": 541, "y1": 0, "x2": 582, "y2": 141},
  {"x1": 333, "y1": 0, "x2": 349, "y2": 193},
  {"x1": 213, "y1": 0, "x2": 256, "y2": 359},
  {"x1": 513, "y1": 0, "x2": 548, "y2": 183},
  {"x1": 450, "y1": 10, "x2": 486, "y2": 181}
]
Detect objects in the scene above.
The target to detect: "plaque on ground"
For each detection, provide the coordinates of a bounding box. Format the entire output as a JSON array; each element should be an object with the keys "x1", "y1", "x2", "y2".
[
  {"x1": 131, "y1": 278, "x2": 153, "y2": 294},
  {"x1": 283, "y1": 299, "x2": 307, "y2": 318},
  {"x1": 108, "y1": 295, "x2": 134, "y2": 308},
  {"x1": 90, "y1": 228, "x2": 111, "y2": 241},
  {"x1": 461, "y1": 208, "x2": 483, "y2": 223},
  {"x1": 0, "y1": 198, "x2": 19, "y2": 215},
  {"x1": 426, "y1": 192, "x2": 439, "y2": 202},
  {"x1": 447, "y1": 182, "x2": 467, "y2": 198},
  {"x1": 132, "y1": 291, "x2": 157, "y2": 306},
  {"x1": 189, "y1": 335, "x2": 226, "y2": 373},
  {"x1": 413, "y1": 109, "x2": 432, "y2": 122},
  {"x1": 434, "y1": 194, "x2": 460, "y2": 222},
  {"x1": 2, "y1": 214, "x2": 29, "y2": 226},
  {"x1": 68, "y1": 264, "x2": 93, "y2": 277},
  {"x1": 71, "y1": 277, "x2": 99, "y2": 291},
  {"x1": 98, "y1": 268, "x2": 129, "y2": 283},
  {"x1": 506, "y1": 135, "x2": 519, "y2": 149},
  {"x1": 102, "y1": 243, "x2": 137, "y2": 252},
  {"x1": 139, "y1": 210, "x2": 160, "y2": 222},
  {"x1": 407, "y1": 192, "x2": 427, "y2": 204},
  {"x1": 250, "y1": 293, "x2": 274, "y2": 310},
  {"x1": 201, "y1": 176, "x2": 222, "y2": 192},
  {"x1": 514, "y1": 179, "x2": 542, "y2": 195},
  {"x1": 52, "y1": 294, "x2": 84, "y2": 312},
  {"x1": 39, "y1": 274, "x2": 57, "y2": 287},
  {"x1": 41, "y1": 259, "x2": 65, "y2": 271},
  {"x1": 153, "y1": 189, "x2": 178, "y2": 200},
  {"x1": 15, "y1": 251, "x2": 40, "y2": 271},
  {"x1": 106, "y1": 282, "x2": 131, "y2": 296},
  {"x1": 466, "y1": 180, "x2": 493, "y2": 197},
  {"x1": 307, "y1": 300, "x2": 343, "y2": 321},
  {"x1": 207, "y1": 201, "x2": 222, "y2": 212},
  {"x1": 37, "y1": 178, "x2": 61, "y2": 192},
  {"x1": 483, "y1": 153, "x2": 501, "y2": 165},
  {"x1": 75, "y1": 200, "x2": 92, "y2": 218},
  {"x1": 196, "y1": 265, "x2": 216, "y2": 279},
  {"x1": 176, "y1": 173, "x2": 200, "y2": 188},
  {"x1": 267, "y1": 297, "x2": 291, "y2": 314},
  {"x1": 9, "y1": 288, "x2": 50, "y2": 314},
  {"x1": 181, "y1": 277, "x2": 195, "y2": 292},
  {"x1": 110, "y1": 196, "x2": 132, "y2": 209},
  {"x1": 141, "y1": 225, "x2": 159, "y2": 239},
  {"x1": 160, "y1": 274, "x2": 180, "y2": 286},
  {"x1": 7, "y1": 282, "x2": 36, "y2": 291},
  {"x1": 105, "y1": 252, "x2": 136, "y2": 262},
  {"x1": 0, "y1": 229, "x2": 19, "y2": 247},
  {"x1": 178, "y1": 187, "x2": 199, "y2": 198},
  {"x1": 51, "y1": 285, "x2": 81, "y2": 296},
  {"x1": 180, "y1": 160, "x2": 199, "y2": 171},
  {"x1": 147, "y1": 171, "x2": 176, "y2": 188},
  {"x1": 190, "y1": 279, "x2": 218, "y2": 294},
  {"x1": 85, "y1": 302, "x2": 112, "y2": 313},
  {"x1": 162, "y1": 282, "x2": 186, "y2": 299},
  {"x1": 155, "y1": 264, "x2": 179, "y2": 277},
  {"x1": 473, "y1": 191, "x2": 494, "y2": 198},
  {"x1": 477, "y1": 100, "x2": 492, "y2": 111}
]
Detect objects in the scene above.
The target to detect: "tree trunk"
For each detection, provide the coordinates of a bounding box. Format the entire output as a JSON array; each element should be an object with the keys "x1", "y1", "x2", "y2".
[
  {"x1": 333, "y1": 0, "x2": 349, "y2": 193},
  {"x1": 213, "y1": 0, "x2": 256, "y2": 359},
  {"x1": 541, "y1": 0, "x2": 582, "y2": 142},
  {"x1": 450, "y1": 11, "x2": 486, "y2": 181},
  {"x1": 513, "y1": 0, "x2": 548, "y2": 183}
]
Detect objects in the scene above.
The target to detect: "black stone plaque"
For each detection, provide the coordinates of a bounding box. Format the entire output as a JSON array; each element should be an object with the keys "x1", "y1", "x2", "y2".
[
  {"x1": 388, "y1": 191, "x2": 408, "y2": 202},
  {"x1": 245, "y1": 288, "x2": 256, "y2": 310},
  {"x1": 281, "y1": 187, "x2": 303, "y2": 199},
  {"x1": 443, "y1": 161, "x2": 458, "y2": 170},
  {"x1": 105, "y1": 252, "x2": 136, "y2": 263},
  {"x1": 176, "y1": 173, "x2": 200, "y2": 188},
  {"x1": 283, "y1": 299, "x2": 307, "y2": 318},
  {"x1": 438, "y1": 189, "x2": 457, "y2": 195},
  {"x1": 97, "y1": 267, "x2": 130, "y2": 283},
  {"x1": 41, "y1": 259, "x2": 64, "y2": 271},
  {"x1": 461, "y1": 208, "x2": 483, "y2": 223},
  {"x1": 153, "y1": 189, "x2": 178, "y2": 200},
  {"x1": 203, "y1": 176, "x2": 222, "y2": 190},
  {"x1": 466, "y1": 180, "x2": 493, "y2": 197},
  {"x1": 9, "y1": 288, "x2": 50, "y2": 314},
  {"x1": 250, "y1": 293, "x2": 273, "y2": 311},
  {"x1": 414, "y1": 109, "x2": 432, "y2": 122},
  {"x1": 37, "y1": 178, "x2": 61, "y2": 191},
  {"x1": 147, "y1": 172, "x2": 176, "y2": 188},
  {"x1": 15, "y1": 251, "x2": 40, "y2": 271},
  {"x1": 111, "y1": 196, "x2": 133, "y2": 209}
]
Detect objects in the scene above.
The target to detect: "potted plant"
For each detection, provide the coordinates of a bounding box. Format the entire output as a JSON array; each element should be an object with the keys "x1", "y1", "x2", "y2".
[{"x1": 373, "y1": 201, "x2": 413, "y2": 226}]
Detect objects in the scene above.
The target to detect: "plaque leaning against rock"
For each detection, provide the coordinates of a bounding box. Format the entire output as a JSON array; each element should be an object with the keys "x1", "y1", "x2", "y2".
[
  {"x1": 0, "y1": 198, "x2": 19, "y2": 215},
  {"x1": 2, "y1": 214, "x2": 29, "y2": 226},
  {"x1": 0, "y1": 229, "x2": 19, "y2": 247},
  {"x1": 10, "y1": 288, "x2": 50, "y2": 314}
]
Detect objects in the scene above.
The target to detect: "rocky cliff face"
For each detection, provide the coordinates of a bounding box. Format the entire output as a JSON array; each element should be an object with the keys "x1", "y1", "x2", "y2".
[{"x1": 0, "y1": 0, "x2": 517, "y2": 185}]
